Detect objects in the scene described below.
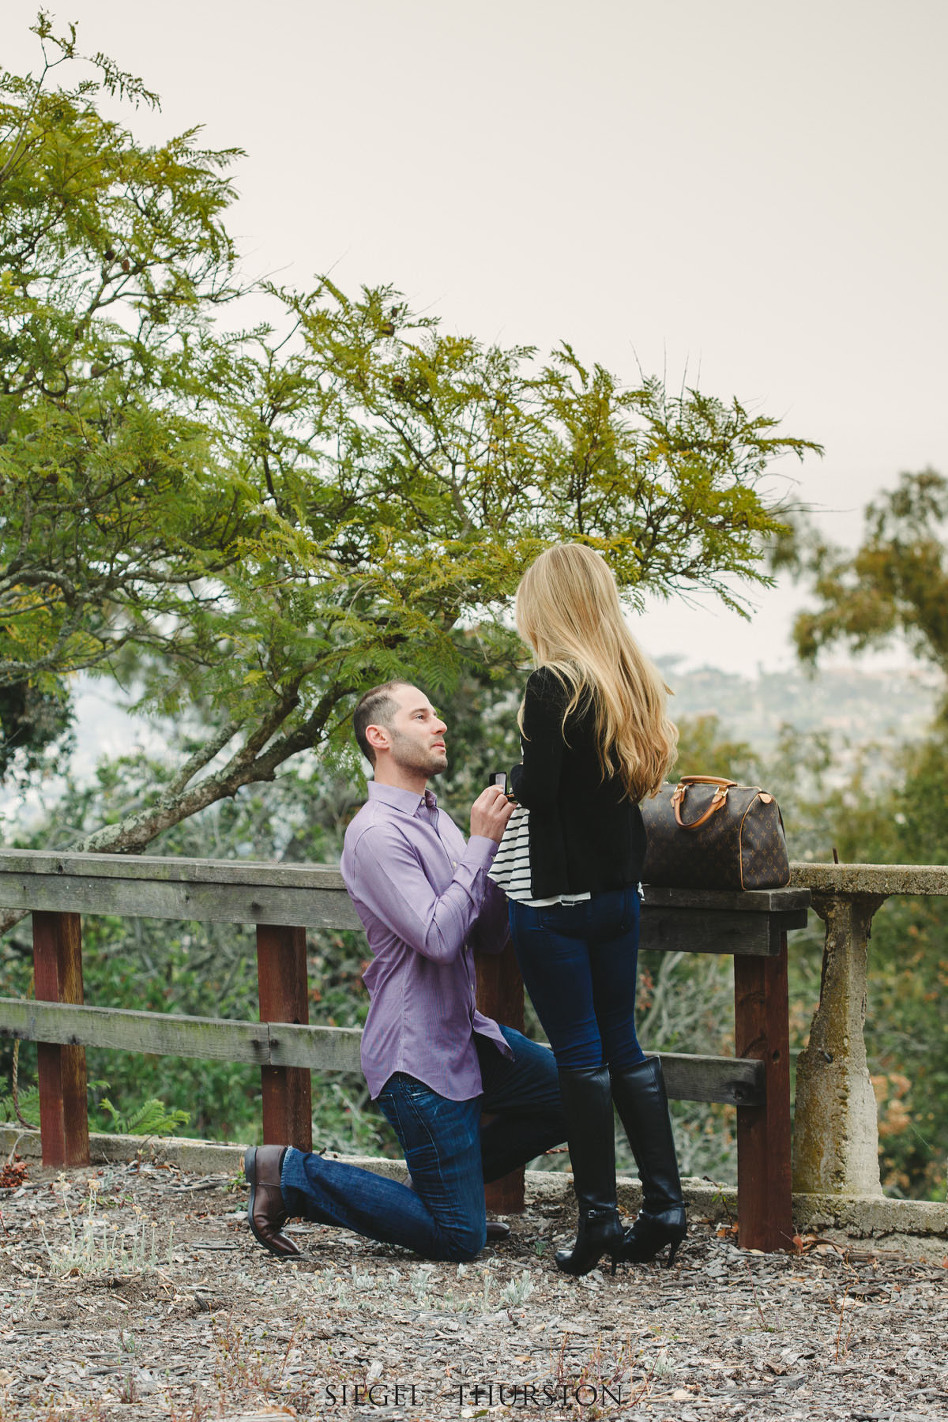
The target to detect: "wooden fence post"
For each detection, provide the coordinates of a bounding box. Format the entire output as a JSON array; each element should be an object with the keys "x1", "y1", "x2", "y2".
[
  {"x1": 476, "y1": 938, "x2": 526, "y2": 1213},
  {"x1": 256, "y1": 924, "x2": 312, "y2": 1151},
  {"x1": 734, "y1": 931, "x2": 793, "y2": 1250},
  {"x1": 33, "y1": 911, "x2": 89, "y2": 1167}
]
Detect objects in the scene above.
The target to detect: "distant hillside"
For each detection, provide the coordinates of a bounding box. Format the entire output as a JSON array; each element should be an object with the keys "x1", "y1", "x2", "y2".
[{"x1": 658, "y1": 658, "x2": 942, "y2": 754}]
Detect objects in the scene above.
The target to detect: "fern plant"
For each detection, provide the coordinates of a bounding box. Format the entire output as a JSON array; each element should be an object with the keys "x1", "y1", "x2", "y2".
[
  {"x1": 97, "y1": 1096, "x2": 191, "y2": 1136},
  {"x1": 0, "y1": 1083, "x2": 189, "y2": 1136},
  {"x1": 0, "y1": 1083, "x2": 40, "y2": 1127}
]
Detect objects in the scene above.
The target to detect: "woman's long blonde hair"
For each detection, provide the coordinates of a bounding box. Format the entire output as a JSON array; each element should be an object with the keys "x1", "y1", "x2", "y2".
[{"x1": 515, "y1": 544, "x2": 678, "y2": 801}]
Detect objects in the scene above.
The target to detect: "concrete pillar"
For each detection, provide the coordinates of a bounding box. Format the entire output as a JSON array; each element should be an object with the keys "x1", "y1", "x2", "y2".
[{"x1": 792, "y1": 891, "x2": 887, "y2": 1196}]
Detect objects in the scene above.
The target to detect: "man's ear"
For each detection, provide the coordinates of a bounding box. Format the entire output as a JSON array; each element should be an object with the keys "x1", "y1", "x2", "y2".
[{"x1": 364, "y1": 723, "x2": 390, "y2": 756}]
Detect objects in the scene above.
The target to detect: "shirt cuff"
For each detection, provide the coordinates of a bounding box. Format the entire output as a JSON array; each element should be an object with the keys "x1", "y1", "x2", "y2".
[{"x1": 466, "y1": 835, "x2": 499, "y2": 867}]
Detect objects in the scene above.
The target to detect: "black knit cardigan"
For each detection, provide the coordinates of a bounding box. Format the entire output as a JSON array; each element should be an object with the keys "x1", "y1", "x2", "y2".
[{"x1": 508, "y1": 666, "x2": 647, "y2": 900}]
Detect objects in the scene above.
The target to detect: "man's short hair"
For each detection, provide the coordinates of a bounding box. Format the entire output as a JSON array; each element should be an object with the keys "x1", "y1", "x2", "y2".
[{"x1": 353, "y1": 681, "x2": 409, "y2": 766}]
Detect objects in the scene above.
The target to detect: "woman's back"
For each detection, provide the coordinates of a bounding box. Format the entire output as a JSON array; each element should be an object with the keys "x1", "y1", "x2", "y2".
[
  {"x1": 506, "y1": 542, "x2": 687, "y2": 1277},
  {"x1": 509, "y1": 666, "x2": 646, "y2": 899}
]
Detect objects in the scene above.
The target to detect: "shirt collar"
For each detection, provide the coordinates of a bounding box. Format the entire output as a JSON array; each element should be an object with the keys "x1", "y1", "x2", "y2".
[{"x1": 367, "y1": 781, "x2": 438, "y2": 818}]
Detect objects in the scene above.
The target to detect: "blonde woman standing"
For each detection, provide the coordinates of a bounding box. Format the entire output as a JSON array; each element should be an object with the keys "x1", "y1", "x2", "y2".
[{"x1": 499, "y1": 543, "x2": 685, "y2": 1276}]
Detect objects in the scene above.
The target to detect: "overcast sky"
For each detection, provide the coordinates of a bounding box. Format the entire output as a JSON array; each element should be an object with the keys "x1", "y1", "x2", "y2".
[{"x1": 6, "y1": 0, "x2": 947, "y2": 674}]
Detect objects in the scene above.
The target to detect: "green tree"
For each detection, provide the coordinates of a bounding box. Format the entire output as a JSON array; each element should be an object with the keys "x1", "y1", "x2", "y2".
[
  {"x1": 780, "y1": 467, "x2": 948, "y2": 1197},
  {"x1": 0, "y1": 678, "x2": 73, "y2": 783},
  {"x1": 1, "y1": 16, "x2": 820, "y2": 878},
  {"x1": 786, "y1": 468, "x2": 948, "y2": 681},
  {"x1": 0, "y1": 14, "x2": 247, "y2": 694}
]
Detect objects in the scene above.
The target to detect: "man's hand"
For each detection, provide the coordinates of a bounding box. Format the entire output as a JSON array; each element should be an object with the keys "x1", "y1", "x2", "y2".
[{"x1": 470, "y1": 785, "x2": 515, "y2": 843}]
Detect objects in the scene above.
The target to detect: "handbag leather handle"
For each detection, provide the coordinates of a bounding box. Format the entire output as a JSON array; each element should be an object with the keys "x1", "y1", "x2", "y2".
[
  {"x1": 678, "y1": 776, "x2": 738, "y2": 789},
  {"x1": 671, "y1": 780, "x2": 731, "y2": 830}
]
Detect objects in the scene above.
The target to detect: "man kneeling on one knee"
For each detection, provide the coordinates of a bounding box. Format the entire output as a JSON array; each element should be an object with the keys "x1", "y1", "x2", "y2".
[{"x1": 245, "y1": 681, "x2": 566, "y2": 1262}]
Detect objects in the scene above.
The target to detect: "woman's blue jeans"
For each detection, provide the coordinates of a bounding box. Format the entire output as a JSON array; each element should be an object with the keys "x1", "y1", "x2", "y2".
[
  {"x1": 279, "y1": 1026, "x2": 564, "y2": 1262},
  {"x1": 508, "y1": 887, "x2": 646, "y2": 1073}
]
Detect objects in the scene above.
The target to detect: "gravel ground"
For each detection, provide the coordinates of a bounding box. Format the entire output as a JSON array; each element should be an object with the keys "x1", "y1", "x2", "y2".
[{"x1": 1, "y1": 1157, "x2": 946, "y2": 1422}]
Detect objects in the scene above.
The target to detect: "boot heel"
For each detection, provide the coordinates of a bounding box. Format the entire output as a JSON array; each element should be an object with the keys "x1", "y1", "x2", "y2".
[
  {"x1": 609, "y1": 1058, "x2": 687, "y2": 1267},
  {"x1": 555, "y1": 1206, "x2": 624, "y2": 1276},
  {"x1": 617, "y1": 1208, "x2": 686, "y2": 1265},
  {"x1": 553, "y1": 1066, "x2": 624, "y2": 1279}
]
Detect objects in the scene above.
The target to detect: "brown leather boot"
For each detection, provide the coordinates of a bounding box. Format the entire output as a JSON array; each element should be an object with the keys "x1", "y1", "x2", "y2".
[{"x1": 245, "y1": 1146, "x2": 301, "y2": 1259}]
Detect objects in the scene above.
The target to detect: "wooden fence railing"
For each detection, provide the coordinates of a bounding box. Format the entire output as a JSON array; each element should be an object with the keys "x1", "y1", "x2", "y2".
[{"x1": 0, "y1": 849, "x2": 809, "y2": 1252}]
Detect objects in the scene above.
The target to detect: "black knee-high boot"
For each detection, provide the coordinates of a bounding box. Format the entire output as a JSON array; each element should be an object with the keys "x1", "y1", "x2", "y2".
[
  {"x1": 555, "y1": 1065, "x2": 625, "y2": 1276},
  {"x1": 610, "y1": 1056, "x2": 686, "y2": 1267}
]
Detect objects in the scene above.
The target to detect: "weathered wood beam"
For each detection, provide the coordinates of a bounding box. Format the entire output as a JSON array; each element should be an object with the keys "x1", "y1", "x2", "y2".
[
  {"x1": 0, "y1": 999, "x2": 361, "y2": 1069},
  {"x1": 0, "y1": 849, "x2": 350, "y2": 889},
  {"x1": 0, "y1": 853, "x2": 806, "y2": 945},
  {"x1": 639, "y1": 906, "x2": 807, "y2": 957},
  {"x1": 643, "y1": 885, "x2": 811, "y2": 913},
  {"x1": 660, "y1": 1050, "x2": 763, "y2": 1106},
  {"x1": 32, "y1": 912, "x2": 89, "y2": 1168},
  {"x1": 0, "y1": 872, "x2": 360, "y2": 930},
  {"x1": 734, "y1": 934, "x2": 793, "y2": 1251},
  {"x1": 0, "y1": 874, "x2": 806, "y2": 954},
  {"x1": 0, "y1": 847, "x2": 821, "y2": 905},
  {"x1": 476, "y1": 941, "x2": 527, "y2": 1213},
  {"x1": 256, "y1": 924, "x2": 312, "y2": 1152},
  {"x1": 0, "y1": 999, "x2": 760, "y2": 1104}
]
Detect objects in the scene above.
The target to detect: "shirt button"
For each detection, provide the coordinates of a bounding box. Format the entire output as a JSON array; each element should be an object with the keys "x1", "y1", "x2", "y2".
[{"x1": 452, "y1": 860, "x2": 457, "y2": 868}]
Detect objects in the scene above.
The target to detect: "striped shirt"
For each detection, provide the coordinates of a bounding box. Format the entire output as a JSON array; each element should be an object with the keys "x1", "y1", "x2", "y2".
[{"x1": 489, "y1": 806, "x2": 590, "y2": 908}]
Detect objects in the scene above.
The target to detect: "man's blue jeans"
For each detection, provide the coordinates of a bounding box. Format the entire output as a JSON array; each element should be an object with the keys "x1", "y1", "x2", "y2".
[
  {"x1": 508, "y1": 887, "x2": 646, "y2": 1073},
  {"x1": 279, "y1": 1026, "x2": 564, "y2": 1262}
]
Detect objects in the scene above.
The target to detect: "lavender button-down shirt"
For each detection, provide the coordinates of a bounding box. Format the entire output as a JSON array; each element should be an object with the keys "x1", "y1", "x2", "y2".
[{"x1": 339, "y1": 781, "x2": 512, "y2": 1101}]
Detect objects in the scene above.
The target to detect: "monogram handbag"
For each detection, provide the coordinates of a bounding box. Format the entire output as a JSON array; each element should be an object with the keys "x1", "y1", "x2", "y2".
[{"x1": 640, "y1": 775, "x2": 791, "y2": 891}]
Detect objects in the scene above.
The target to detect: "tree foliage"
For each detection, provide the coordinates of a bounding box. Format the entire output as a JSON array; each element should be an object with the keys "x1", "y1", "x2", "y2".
[
  {"x1": 785, "y1": 468, "x2": 948, "y2": 681},
  {"x1": 0, "y1": 13, "x2": 246, "y2": 703},
  {"x1": 1, "y1": 16, "x2": 819, "y2": 855},
  {"x1": 778, "y1": 467, "x2": 948, "y2": 1197},
  {"x1": 0, "y1": 676, "x2": 73, "y2": 782}
]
